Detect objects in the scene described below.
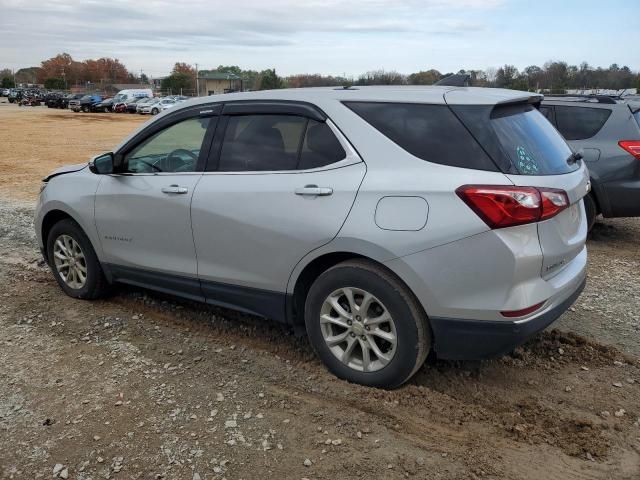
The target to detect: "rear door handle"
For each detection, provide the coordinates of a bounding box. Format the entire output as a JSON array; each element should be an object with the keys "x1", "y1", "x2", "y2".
[
  {"x1": 295, "y1": 185, "x2": 333, "y2": 196},
  {"x1": 161, "y1": 185, "x2": 189, "y2": 194}
]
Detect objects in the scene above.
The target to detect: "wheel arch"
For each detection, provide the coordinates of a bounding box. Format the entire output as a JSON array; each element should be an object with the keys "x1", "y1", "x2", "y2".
[{"x1": 288, "y1": 247, "x2": 428, "y2": 327}]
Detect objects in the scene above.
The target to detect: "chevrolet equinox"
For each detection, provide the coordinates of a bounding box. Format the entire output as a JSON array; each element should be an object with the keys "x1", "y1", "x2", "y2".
[{"x1": 35, "y1": 86, "x2": 588, "y2": 388}]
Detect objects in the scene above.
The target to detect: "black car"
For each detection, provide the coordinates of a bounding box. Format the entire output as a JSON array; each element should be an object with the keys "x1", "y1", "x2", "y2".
[
  {"x1": 126, "y1": 97, "x2": 149, "y2": 113},
  {"x1": 93, "y1": 98, "x2": 115, "y2": 113},
  {"x1": 46, "y1": 92, "x2": 65, "y2": 108}
]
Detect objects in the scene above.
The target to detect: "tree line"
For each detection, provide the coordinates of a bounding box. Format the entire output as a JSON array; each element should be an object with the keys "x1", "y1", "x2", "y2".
[{"x1": 2, "y1": 53, "x2": 639, "y2": 92}]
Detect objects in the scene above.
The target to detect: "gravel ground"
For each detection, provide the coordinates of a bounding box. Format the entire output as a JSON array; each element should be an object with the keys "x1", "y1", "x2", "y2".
[{"x1": 1, "y1": 105, "x2": 639, "y2": 479}]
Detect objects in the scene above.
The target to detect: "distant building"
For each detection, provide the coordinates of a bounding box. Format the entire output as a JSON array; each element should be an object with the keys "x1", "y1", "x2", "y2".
[{"x1": 198, "y1": 72, "x2": 243, "y2": 96}]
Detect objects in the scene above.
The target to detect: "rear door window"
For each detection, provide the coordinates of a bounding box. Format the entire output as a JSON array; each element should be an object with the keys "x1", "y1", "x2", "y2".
[
  {"x1": 344, "y1": 102, "x2": 498, "y2": 171},
  {"x1": 298, "y1": 120, "x2": 346, "y2": 169},
  {"x1": 554, "y1": 106, "x2": 611, "y2": 140},
  {"x1": 218, "y1": 115, "x2": 307, "y2": 171},
  {"x1": 491, "y1": 104, "x2": 576, "y2": 175}
]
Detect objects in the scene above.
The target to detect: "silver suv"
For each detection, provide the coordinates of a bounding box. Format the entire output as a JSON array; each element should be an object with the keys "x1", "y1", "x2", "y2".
[{"x1": 35, "y1": 87, "x2": 589, "y2": 388}]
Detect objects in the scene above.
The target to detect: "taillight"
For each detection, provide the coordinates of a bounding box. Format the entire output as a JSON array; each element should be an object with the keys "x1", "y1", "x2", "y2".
[
  {"x1": 618, "y1": 140, "x2": 640, "y2": 159},
  {"x1": 456, "y1": 185, "x2": 570, "y2": 229}
]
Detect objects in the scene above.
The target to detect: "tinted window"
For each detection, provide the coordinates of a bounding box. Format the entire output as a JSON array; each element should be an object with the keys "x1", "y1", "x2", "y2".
[
  {"x1": 219, "y1": 115, "x2": 307, "y2": 171},
  {"x1": 539, "y1": 105, "x2": 555, "y2": 124},
  {"x1": 491, "y1": 105, "x2": 576, "y2": 175},
  {"x1": 124, "y1": 117, "x2": 211, "y2": 173},
  {"x1": 298, "y1": 120, "x2": 346, "y2": 169},
  {"x1": 344, "y1": 102, "x2": 496, "y2": 171},
  {"x1": 554, "y1": 106, "x2": 611, "y2": 140}
]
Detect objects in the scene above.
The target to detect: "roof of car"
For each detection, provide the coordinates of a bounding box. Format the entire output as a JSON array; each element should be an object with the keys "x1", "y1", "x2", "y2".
[{"x1": 175, "y1": 86, "x2": 543, "y2": 110}]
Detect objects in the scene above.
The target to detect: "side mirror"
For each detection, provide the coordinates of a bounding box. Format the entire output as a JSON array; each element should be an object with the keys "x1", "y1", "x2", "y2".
[{"x1": 89, "y1": 152, "x2": 114, "y2": 174}]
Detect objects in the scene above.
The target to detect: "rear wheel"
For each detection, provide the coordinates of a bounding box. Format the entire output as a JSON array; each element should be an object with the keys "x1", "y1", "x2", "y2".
[
  {"x1": 82, "y1": 105, "x2": 89, "y2": 113},
  {"x1": 305, "y1": 259, "x2": 430, "y2": 389},
  {"x1": 46, "y1": 219, "x2": 109, "y2": 299},
  {"x1": 584, "y1": 193, "x2": 598, "y2": 232}
]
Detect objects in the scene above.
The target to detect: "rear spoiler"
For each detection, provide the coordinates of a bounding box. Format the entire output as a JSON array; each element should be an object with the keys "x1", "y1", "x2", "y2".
[{"x1": 496, "y1": 94, "x2": 543, "y2": 107}]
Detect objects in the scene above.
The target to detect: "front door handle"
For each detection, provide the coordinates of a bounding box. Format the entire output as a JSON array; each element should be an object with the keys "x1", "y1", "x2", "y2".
[
  {"x1": 295, "y1": 185, "x2": 333, "y2": 196},
  {"x1": 161, "y1": 185, "x2": 189, "y2": 194}
]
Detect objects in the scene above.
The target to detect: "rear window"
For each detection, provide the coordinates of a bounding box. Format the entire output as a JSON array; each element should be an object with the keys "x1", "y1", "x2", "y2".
[
  {"x1": 554, "y1": 106, "x2": 611, "y2": 140},
  {"x1": 491, "y1": 105, "x2": 576, "y2": 175},
  {"x1": 344, "y1": 102, "x2": 497, "y2": 171}
]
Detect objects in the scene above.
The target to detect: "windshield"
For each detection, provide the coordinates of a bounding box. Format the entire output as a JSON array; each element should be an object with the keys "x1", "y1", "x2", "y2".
[{"x1": 491, "y1": 104, "x2": 577, "y2": 175}]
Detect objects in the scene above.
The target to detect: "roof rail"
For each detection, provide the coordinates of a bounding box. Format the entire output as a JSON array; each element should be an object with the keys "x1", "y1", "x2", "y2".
[{"x1": 543, "y1": 94, "x2": 618, "y2": 104}]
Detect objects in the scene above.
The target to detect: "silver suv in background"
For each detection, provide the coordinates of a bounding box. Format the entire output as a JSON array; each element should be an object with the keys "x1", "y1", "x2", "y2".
[
  {"x1": 35, "y1": 87, "x2": 588, "y2": 388},
  {"x1": 540, "y1": 96, "x2": 640, "y2": 229}
]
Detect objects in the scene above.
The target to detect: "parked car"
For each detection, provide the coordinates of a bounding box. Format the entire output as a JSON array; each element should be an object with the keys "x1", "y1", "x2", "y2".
[
  {"x1": 139, "y1": 98, "x2": 176, "y2": 115},
  {"x1": 69, "y1": 94, "x2": 102, "y2": 112},
  {"x1": 125, "y1": 97, "x2": 149, "y2": 113},
  {"x1": 62, "y1": 93, "x2": 84, "y2": 109},
  {"x1": 541, "y1": 96, "x2": 640, "y2": 229},
  {"x1": 35, "y1": 87, "x2": 589, "y2": 388},
  {"x1": 93, "y1": 98, "x2": 115, "y2": 113},
  {"x1": 135, "y1": 97, "x2": 158, "y2": 113},
  {"x1": 46, "y1": 92, "x2": 66, "y2": 108}
]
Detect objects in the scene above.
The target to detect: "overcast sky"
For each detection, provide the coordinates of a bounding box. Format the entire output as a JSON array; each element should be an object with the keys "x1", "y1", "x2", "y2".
[{"x1": 0, "y1": 0, "x2": 638, "y2": 78}]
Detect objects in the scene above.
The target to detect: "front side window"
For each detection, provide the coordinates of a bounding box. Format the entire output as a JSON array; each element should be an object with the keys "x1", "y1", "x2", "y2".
[
  {"x1": 124, "y1": 117, "x2": 211, "y2": 173},
  {"x1": 554, "y1": 106, "x2": 611, "y2": 140}
]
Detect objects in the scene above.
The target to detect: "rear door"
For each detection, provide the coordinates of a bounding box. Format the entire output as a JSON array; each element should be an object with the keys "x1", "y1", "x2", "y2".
[{"x1": 191, "y1": 102, "x2": 365, "y2": 320}]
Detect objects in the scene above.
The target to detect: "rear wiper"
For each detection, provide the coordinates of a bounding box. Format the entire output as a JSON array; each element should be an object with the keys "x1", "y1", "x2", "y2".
[{"x1": 566, "y1": 151, "x2": 583, "y2": 165}]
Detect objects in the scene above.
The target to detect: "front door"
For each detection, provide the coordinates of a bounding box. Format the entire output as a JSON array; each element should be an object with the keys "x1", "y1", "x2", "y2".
[
  {"x1": 95, "y1": 113, "x2": 217, "y2": 298},
  {"x1": 191, "y1": 110, "x2": 365, "y2": 320}
]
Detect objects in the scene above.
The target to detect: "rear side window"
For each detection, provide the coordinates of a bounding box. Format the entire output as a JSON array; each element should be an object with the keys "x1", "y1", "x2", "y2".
[
  {"x1": 344, "y1": 102, "x2": 497, "y2": 171},
  {"x1": 217, "y1": 115, "x2": 346, "y2": 172},
  {"x1": 298, "y1": 120, "x2": 346, "y2": 169},
  {"x1": 491, "y1": 105, "x2": 576, "y2": 175},
  {"x1": 219, "y1": 115, "x2": 307, "y2": 171},
  {"x1": 633, "y1": 110, "x2": 640, "y2": 129},
  {"x1": 554, "y1": 106, "x2": 611, "y2": 140}
]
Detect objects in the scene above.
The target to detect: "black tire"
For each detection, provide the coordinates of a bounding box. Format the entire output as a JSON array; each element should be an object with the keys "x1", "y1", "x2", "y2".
[
  {"x1": 46, "y1": 219, "x2": 109, "y2": 299},
  {"x1": 305, "y1": 259, "x2": 430, "y2": 389},
  {"x1": 584, "y1": 193, "x2": 597, "y2": 232},
  {"x1": 151, "y1": 108, "x2": 159, "y2": 115}
]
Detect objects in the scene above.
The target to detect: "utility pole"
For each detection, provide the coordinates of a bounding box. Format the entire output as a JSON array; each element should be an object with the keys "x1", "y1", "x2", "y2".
[{"x1": 195, "y1": 63, "x2": 199, "y2": 97}]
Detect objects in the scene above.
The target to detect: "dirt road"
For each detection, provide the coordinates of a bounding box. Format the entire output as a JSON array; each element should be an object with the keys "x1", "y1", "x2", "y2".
[{"x1": 1, "y1": 102, "x2": 639, "y2": 479}]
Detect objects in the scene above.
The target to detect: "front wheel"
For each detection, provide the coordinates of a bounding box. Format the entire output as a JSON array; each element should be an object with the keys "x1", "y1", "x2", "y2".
[
  {"x1": 46, "y1": 219, "x2": 109, "y2": 299},
  {"x1": 305, "y1": 259, "x2": 430, "y2": 389},
  {"x1": 151, "y1": 108, "x2": 159, "y2": 115}
]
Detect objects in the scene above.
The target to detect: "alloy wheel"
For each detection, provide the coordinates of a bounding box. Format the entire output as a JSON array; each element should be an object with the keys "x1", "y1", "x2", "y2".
[
  {"x1": 53, "y1": 234, "x2": 87, "y2": 289},
  {"x1": 320, "y1": 287, "x2": 397, "y2": 372}
]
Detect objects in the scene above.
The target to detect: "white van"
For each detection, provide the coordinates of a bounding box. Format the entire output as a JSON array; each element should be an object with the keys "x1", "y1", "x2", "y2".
[{"x1": 112, "y1": 89, "x2": 153, "y2": 103}]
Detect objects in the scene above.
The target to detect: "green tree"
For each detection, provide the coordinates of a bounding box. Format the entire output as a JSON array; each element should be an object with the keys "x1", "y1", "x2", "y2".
[
  {"x1": 160, "y1": 72, "x2": 193, "y2": 94},
  {"x1": 44, "y1": 78, "x2": 66, "y2": 89},
  {"x1": 1, "y1": 76, "x2": 15, "y2": 88},
  {"x1": 407, "y1": 69, "x2": 442, "y2": 85},
  {"x1": 257, "y1": 69, "x2": 283, "y2": 90}
]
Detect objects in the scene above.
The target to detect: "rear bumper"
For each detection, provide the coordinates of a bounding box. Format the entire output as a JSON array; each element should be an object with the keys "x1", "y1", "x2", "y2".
[{"x1": 430, "y1": 278, "x2": 586, "y2": 360}]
